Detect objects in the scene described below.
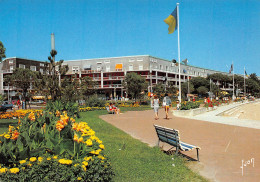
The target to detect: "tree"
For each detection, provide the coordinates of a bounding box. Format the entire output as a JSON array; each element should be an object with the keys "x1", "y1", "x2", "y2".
[
  {"x1": 5, "y1": 68, "x2": 37, "y2": 109},
  {"x1": 197, "y1": 86, "x2": 209, "y2": 97},
  {"x1": 60, "y1": 75, "x2": 97, "y2": 102},
  {"x1": 181, "y1": 82, "x2": 194, "y2": 98},
  {"x1": 34, "y1": 50, "x2": 68, "y2": 101},
  {"x1": 0, "y1": 41, "x2": 6, "y2": 62},
  {"x1": 123, "y1": 72, "x2": 148, "y2": 100}
]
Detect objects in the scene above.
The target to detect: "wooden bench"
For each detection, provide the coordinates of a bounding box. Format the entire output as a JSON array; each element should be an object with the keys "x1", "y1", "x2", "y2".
[
  {"x1": 106, "y1": 107, "x2": 115, "y2": 114},
  {"x1": 154, "y1": 124, "x2": 201, "y2": 161}
]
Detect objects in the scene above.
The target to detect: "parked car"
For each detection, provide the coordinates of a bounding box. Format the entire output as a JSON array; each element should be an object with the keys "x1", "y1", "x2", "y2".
[{"x1": 2, "y1": 101, "x2": 13, "y2": 110}]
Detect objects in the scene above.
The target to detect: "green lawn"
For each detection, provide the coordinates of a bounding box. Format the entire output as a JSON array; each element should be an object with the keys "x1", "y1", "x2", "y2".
[
  {"x1": 0, "y1": 119, "x2": 18, "y2": 134},
  {"x1": 79, "y1": 110, "x2": 208, "y2": 182}
]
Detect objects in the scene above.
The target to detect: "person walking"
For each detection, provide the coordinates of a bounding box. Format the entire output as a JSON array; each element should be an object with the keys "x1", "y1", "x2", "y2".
[
  {"x1": 152, "y1": 95, "x2": 160, "y2": 120},
  {"x1": 163, "y1": 93, "x2": 172, "y2": 119}
]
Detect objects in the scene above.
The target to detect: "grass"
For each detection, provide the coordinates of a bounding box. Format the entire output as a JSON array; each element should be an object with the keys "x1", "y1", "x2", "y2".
[
  {"x1": 0, "y1": 119, "x2": 18, "y2": 133},
  {"x1": 79, "y1": 110, "x2": 208, "y2": 182}
]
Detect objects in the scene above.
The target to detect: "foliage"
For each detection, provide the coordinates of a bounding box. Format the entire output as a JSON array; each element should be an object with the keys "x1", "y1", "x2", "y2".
[
  {"x1": 34, "y1": 49, "x2": 69, "y2": 101},
  {"x1": 207, "y1": 73, "x2": 231, "y2": 83},
  {"x1": 45, "y1": 100, "x2": 79, "y2": 117},
  {"x1": 0, "y1": 41, "x2": 6, "y2": 62},
  {"x1": 197, "y1": 86, "x2": 209, "y2": 97},
  {"x1": 180, "y1": 101, "x2": 200, "y2": 110},
  {"x1": 190, "y1": 77, "x2": 208, "y2": 91},
  {"x1": 5, "y1": 68, "x2": 37, "y2": 109},
  {"x1": 181, "y1": 82, "x2": 194, "y2": 97},
  {"x1": 123, "y1": 72, "x2": 148, "y2": 100},
  {"x1": 84, "y1": 95, "x2": 106, "y2": 107},
  {"x1": 0, "y1": 109, "x2": 114, "y2": 181},
  {"x1": 61, "y1": 76, "x2": 97, "y2": 102},
  {"x1": 0, "y1": 94, "x2": 4, "y2": 105}
]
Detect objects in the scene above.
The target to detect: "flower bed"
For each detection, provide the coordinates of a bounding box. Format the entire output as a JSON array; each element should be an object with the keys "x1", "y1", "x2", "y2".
[
  {"x1": 180, "y1": 101, "x2": 200, "y2": 110},
  {"x1": 0, "y1": 110, "x2": 113, "y2": 181},
  {"x1": 0, "y1": 109, "x2": 42, "y2": 119},
  {"x1": 79, "y1": 107, "x2": 106, "y2": 112}
]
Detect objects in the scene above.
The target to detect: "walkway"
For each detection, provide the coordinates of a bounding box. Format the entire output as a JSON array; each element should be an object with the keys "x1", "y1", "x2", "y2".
[{"x1": 100, "y1": 103, "x2": 260, "y2": 182}]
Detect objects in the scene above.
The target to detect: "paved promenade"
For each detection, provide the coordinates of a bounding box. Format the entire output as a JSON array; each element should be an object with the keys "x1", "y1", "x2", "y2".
[{"x1": 100, "y1": 102, "x2": 260, "y2": 182}]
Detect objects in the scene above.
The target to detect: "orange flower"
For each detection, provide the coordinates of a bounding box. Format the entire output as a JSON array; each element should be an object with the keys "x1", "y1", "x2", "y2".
[
  {"x1": 11, "y1": 130, "x2": 20, "y2": 140},
  {"x1": 73, "y1": 134, "x2": 79, "y2": 142}
]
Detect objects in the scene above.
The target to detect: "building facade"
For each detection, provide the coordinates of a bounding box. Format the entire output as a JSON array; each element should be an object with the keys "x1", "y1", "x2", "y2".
[
  {"x1": 0, "y1": 57, "x2": 46, "y2": 98},
  {"x1": 0, "y1": 55, "x2": 236, "y2": 100},
  {"x1": 63, "y1": 55, "x2": 229, "y2": 99}
]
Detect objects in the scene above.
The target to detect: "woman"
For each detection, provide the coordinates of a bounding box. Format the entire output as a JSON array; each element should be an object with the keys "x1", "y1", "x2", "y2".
[
  {"x1": 163, "y1": 93, "x2": 172, "y2": 119},
  {"x1": 152, "y1": 95, "x2": 159, "y2": 120}
]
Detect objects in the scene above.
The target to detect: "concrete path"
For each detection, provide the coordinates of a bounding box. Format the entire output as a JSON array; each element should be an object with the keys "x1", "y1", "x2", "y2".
[
  {"x1": 179, "y1": 100, "x2": 260, "y2": 129},
  {"x1": 100, "y1": 103, "x2": 260, "y2": 182}
]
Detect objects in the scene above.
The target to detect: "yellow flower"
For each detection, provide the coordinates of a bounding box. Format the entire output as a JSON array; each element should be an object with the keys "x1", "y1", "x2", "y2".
[
  {"x1": 38, "y1": 157, "x2": 43, "y2": 162},
  {"x1": 58, "y1": 159, "x2": 73, "y2": 165},
  {"x1": 74, "y1": 163, "x2": 79, "y2": 167},
  {"x1": 30, "y1": 157, "x2": 37, "y2": 162},
  {"x1": 77, "y1": 177, "x2": 82, "y2": 180},
  {"x1": 99, "y1": 144, "x2": 105, "y2": 149},
  {"x1": 86, "y1": 139, "x2": 93, "y2": 146},
  {"x1": 9, "y1": 168, "x2": 19, "y2": 174},
  {"x1": 0, "y1": 168, "x2": 8, "y2": 173},
  {"x1": 82, "y1": 161, "x2": 88, "y2": 166},
  {"x1": 53, "y1": 155, "x2": 58, "y2": 159},
  {"x1": 98, "y1": 155, "x2": 105, "y2": 160},
  {"x1": 47, "y1": 157, "x2": 51, "y2": 160},
  {"x1": 84, "y1": 156, "x2": 92, "y2": 161},
  {"x1": 82, "y1": 165, "x2": 87, "y2": 171},
  {"x1": 27, "y1": 163, "x2": 32, "y2": 167},
  {"x1": 4, "y1": 134, "x2": 10, "y2": 139},
  {"x1": 19, "y1": 160, "x2": 27, "y2": 164}
]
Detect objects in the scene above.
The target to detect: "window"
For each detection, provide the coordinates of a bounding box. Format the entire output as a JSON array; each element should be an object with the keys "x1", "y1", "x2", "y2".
[
  {"x1": 104, "y1": 60, "x2": 110, "y2": 63},
  {"x1": 137, "y1": 59, "x2": 143, "y2": 62},
  {"x1": 160, "y1": 65, "x2": 162, "y2": 70},
  {"x1": 9, "y1": 60, "x2": 13, "y2": 64},
  {"x1": 97, "y1": 66, "x2": 101, "y2": 71},
  {"x1": 106, "y1": 65, "x2": 110, "y2": 72},
  {"x1": 129, "y1": 64, "x2": 133, "y2": 71},
  {"x1": 139, "y1": 64, "x2": 143, "y2": 70},
  {"x1": 30, "y1": 66, "x2": 36, "y2": 71},
  {"x1": 97, "y1": 62, "x2": 102, "y2": 64},
  {"x1": 10, "y1": 66, "x2": 14, "y2": 71},
  {"x1": 40, "y1": 63, "x2": 44, "y2": 67},
  {"x1": 72, "y1": 66, "x2": 79, "y2": 73},
  {"x1": 129, "y1": 59, "x2": 135, "y2": 62},
  {"x1": 19, "y1": 64, "x2": 25, "y2": 69}
]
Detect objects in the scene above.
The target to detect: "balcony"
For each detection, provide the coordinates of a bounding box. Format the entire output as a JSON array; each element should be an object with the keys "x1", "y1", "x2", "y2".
[
  {"x1": 98, "y1": 84, "x2": 123, "y2": 88},
  {"x1": 3, "y1": 70, "x2": 14, "y2": 74}
]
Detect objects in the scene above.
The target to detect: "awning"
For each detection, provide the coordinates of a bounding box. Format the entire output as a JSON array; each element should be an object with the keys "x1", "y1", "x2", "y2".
[
  {"x1": 115, "y1": 64, "x2": 122, "y2": 69},
  {"x1": 32, "y1": 96, "x2": 52, "y2": 100}
]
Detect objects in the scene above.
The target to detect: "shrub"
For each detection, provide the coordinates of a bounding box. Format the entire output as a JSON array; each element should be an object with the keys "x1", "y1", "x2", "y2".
[
  {"x1": 46, "y1": 100, "x2": 79, "y2": 117},
  {"x1": 0, "y1": 109, "x2": 114, "y2": 181},
  {"x1": 180, "y1": 101, "x2": 200, "y2": 110},
  {"x1": 85, "y1": 96, "x2": 106, "y2": 107}
]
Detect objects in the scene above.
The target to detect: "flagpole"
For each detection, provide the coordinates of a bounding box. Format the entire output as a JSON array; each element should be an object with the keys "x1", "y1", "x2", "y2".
[
  {"x1": 232, "y1": 61, "x2": 235, "y2": 100},
  {"x1": 177, "y1": 3, "x2": 181, "y2": 103},
  {"x1": 244, "y1": 66, "x2": 246, "y2": 96}
]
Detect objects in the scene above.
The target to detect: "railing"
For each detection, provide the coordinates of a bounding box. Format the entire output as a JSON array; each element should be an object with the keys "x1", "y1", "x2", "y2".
[
  {"x1": 3, "y1": 70, "x2": 13, "y2": 74},
  {"x1": 3, "y1": 86, "x2": 17, "y2": 90},
  {"x1": 98, "y1": 84, "x2": 123, "y2": 88}
]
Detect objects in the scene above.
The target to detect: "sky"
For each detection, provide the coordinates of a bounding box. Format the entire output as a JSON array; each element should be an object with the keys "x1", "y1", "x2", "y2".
[{"x1": 0, "y1": 0, "x2": 260, "y2": 75}]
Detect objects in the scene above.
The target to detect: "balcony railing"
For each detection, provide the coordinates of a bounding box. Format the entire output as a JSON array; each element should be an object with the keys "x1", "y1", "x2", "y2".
[
  {"x1": 97, "y1": 84, "x2": 123, "y2": 88},
  {"x1": 3, "y1": 70, "x2": 14, "y2": 74}
]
